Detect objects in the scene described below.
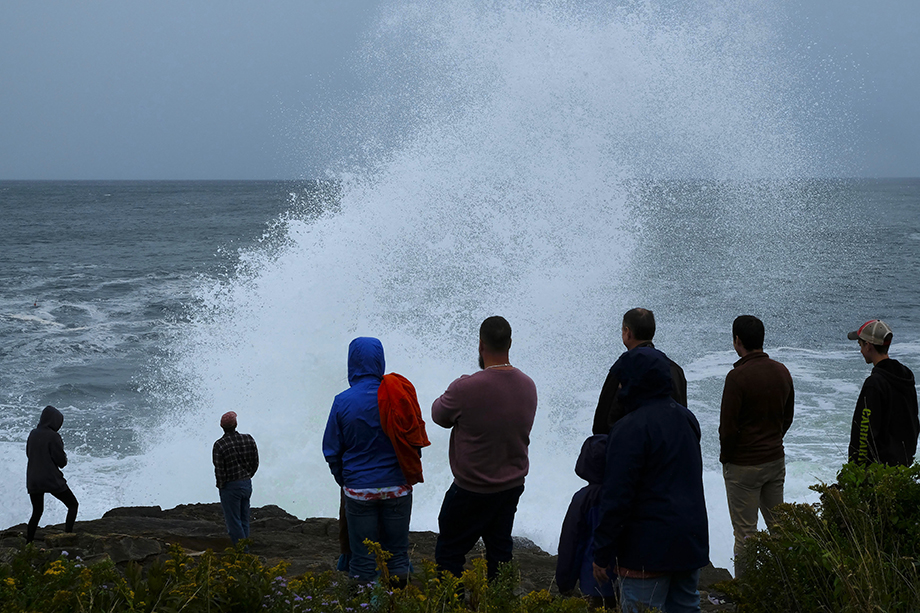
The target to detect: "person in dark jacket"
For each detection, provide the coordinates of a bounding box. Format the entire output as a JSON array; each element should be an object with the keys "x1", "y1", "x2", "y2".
[
  {"x1": 592, "y1": 308, "x2": 687, "y2": 435},
  {"x1": 555, "y1": 434, "x2": 616, "y2": 609},
  {"x1": 719, "y1": 315, "x2": 794, "y2": 577},
  {"x1": 323, "y1": 337, "x2": 415, "y2": 582},
  {"x1": 847, "y1": 319, "x2": 919, "y2": 466},
  {"x1": 592, "y1": 347, "x2": 709, "y2": 613},
  {"x1": 26, "y1": 405, "x2": 79, "y2": 543}
]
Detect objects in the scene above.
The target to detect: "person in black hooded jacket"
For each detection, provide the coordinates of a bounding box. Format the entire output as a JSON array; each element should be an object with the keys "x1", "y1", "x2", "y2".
[
  {"x1": 847, "y1": 320, "x2": 920, "y2": 466},
  {"x1": 25, "y1": 405, "x2": 79, "y2": 543}
]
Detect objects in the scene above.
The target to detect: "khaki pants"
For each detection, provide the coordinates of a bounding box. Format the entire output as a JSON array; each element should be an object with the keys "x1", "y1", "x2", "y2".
[{"x1": 722, "y1": 457, "x2": 785, "y2": 576}]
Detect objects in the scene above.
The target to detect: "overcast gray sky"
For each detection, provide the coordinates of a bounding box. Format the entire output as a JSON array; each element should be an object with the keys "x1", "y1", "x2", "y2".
[{"x1": 1, "y1": 1, "x2": 917, "y2": 179}]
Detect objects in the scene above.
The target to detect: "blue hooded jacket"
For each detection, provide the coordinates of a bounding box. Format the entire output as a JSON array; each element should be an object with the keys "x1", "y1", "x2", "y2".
[
  {"x1": 322, "y1": 337, "x2": 406, "y2": 489},
  {"x1": 593, "y1": 347, "x2": 710, "y2": 573}
]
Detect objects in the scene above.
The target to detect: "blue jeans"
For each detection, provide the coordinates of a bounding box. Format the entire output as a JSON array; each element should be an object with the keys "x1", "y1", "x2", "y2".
[
  {"x1": 435, "y1": 483, "x2": 524, "y2": 579},
  {"x1": 344, "y1": 493, "x2": 412, "y2": 581},
  {"x1": 218, "y1": 479, "x2": 252, "y2": 544},
  {"x1": 619, "y1": 568, "x2": 701, "y2": 613}
]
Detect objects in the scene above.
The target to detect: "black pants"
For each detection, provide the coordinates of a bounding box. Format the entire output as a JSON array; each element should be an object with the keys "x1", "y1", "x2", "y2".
[
  {"x1": 27, "y1": 487, "x2": 79, "y2": 543},
  {"x1": 435, "y1": 483, "x2": 524, "y2": 579}
]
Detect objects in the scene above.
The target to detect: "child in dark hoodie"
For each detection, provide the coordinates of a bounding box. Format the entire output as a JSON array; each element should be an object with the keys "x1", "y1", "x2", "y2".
[
  {"x1": 555, "y1": 434, "x2": 617, "y2": 608},
  {"x1": 26, "y1": 405, "x2": 79, "y2": 543}
]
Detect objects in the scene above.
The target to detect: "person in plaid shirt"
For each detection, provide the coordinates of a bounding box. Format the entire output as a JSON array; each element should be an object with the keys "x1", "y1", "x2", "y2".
[{"x1": 213, "y1": 411, "x2": 259, "y2": 544}]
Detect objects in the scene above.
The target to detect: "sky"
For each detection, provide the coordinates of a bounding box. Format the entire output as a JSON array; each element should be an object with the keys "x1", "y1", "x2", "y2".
[{"x1": 0, "y1": 1, "x2": 917, "y2": 180}]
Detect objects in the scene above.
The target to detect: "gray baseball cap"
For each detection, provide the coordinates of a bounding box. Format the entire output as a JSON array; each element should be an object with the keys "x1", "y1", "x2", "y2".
[{"x1": 847, "y1": 320, "x2": 893, "y2": 345}]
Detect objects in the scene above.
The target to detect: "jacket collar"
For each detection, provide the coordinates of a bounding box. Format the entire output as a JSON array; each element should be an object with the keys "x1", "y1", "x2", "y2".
[{"x1": 734, "y1": 349, "x2": 768, "y2": 368}]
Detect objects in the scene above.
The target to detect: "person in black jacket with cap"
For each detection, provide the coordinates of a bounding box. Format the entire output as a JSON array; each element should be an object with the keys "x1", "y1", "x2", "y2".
[
  {"x1": 26, "y1": 405, "x2": 79, "y2": 543},
  {"x1": 847, "y1": 319, "x2": 919, "y2": 466}
]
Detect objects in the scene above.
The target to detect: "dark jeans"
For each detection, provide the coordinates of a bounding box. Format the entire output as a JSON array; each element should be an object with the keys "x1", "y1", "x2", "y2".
[
  {"x1": 344, "y1": 493, "x2": 412, "y2": 581},
  {"x1": 435, "y1": 483, "x2": 524, "y2": 579},
  {"x1": 619, "y1": 568, "x2": 702, "y2": 613},
  {"x1": 27, "y1": 487, "x2": 79, "y2": 543},
  {"x1": 218, "y1": 479, "x2": 252, "y2": 544}
]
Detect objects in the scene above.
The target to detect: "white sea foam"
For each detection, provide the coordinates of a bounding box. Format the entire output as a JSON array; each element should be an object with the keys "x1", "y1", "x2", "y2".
[{"x1": 4, "y1": 313, "x2": 65, "y2": 327}]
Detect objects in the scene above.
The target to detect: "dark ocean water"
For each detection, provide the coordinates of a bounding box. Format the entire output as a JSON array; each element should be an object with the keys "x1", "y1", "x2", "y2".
[{"x1": 0, "y1": 181, "x2": 320, "y2": 452}]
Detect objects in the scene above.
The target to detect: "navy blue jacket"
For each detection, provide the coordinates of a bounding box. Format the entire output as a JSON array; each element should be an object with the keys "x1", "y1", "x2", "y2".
[
  {"x1": 556, "y1": 434, "x2": 615, "y2": 597},
  {"x1": 323, "y1": 337, "x2": 406, "y2": 489},
  {"x1": 593, "y1": 347, "x2": 709, "y2": 573}
]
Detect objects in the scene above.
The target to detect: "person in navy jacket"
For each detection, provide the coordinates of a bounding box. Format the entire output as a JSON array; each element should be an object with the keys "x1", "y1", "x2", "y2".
[
  {"x1": 556, "y1": 433, "x2": 616, "y2": 608},
  {"x1": 592, "y1": 347, "x2": 709, "y2": 613}
]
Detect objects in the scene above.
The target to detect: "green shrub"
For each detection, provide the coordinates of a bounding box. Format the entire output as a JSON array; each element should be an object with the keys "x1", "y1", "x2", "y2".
[
  {"x1": 0, "y1": 541, "x2": 598, "y2": 613},
  {"x1": 721, "y1": 462, "x2": 920, "y2": 612}
]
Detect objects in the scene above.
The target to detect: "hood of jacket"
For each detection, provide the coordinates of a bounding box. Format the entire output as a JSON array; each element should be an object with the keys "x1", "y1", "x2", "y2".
[
  {"x1": 575, "y1": 434, "x2": 607, "y2": 484},
  {"x1": 347, "y1": 337, "x2": 385, "y2": 386},
  {"x1": 611, "y1": 346, "x2": 674, "y2": 414},
  {"x1": 874, "y1": 358, "x2": 917, "y2": 393},
  {"x1": 37, "y1": 405, "x2": 64, "y2": 431}
]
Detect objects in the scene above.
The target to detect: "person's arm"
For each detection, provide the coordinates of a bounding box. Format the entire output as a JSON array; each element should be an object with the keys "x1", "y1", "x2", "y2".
[
  {"x1": 249, "y1": 436, "x2": 259, "y2": 476},
  {"x1": 592, "y1": 420, "x2": 645, "y2": 570},
  {"x1": 718, "y1": 373, "x2": 741, "y2": 463},
  {"x1": 592, "y1": 370, "x2": 620, "y2": 435},
  {"x1": 848, "y1": 380, "x2": 881, "y2": 464},
  {"x1": 322, "y1": 406, "x2": 345, "y2": 486},
  {"x1": 555, "y1": 491, "x2": 588, "y2": 594},
  {"x1": 212, "y1": 440, "x2": 222, "y2": 487},
  {"x1": 431, "y1": 378, "x2": 462, "y2": 429},
  {"x1": 672, "y1": 363, "x2": 688, "y2": 408},
  {"x1": 50, "y1": 433, "x2": 68, "y2": 469},
  {"x1": 782, "y1": 374, "x2": 795, "y2": 435}
]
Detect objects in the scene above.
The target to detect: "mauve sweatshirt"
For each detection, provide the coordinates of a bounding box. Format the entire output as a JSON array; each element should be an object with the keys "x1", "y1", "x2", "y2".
[{"x1": 431, "y1": 367, "x2": 538, "y2": 494}]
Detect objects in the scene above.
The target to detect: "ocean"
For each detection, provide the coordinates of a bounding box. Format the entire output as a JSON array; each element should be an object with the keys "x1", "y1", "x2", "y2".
[
  {"x1": 2, "y1": 3, "x2": 919, "y2": 575},
  {"x1": 3, "y1": 178, "x2": 918, "y2": 574}
]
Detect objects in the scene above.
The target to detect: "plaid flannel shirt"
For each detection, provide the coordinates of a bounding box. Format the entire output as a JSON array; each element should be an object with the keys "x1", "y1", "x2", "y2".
[{"x1": 212, "y1": 430, "x2": 259, "y2": 488}]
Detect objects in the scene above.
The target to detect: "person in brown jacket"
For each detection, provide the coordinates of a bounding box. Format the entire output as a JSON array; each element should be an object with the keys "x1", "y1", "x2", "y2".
[{"x1": 719, "y1": 315, "x2": 794, "y2": 577}]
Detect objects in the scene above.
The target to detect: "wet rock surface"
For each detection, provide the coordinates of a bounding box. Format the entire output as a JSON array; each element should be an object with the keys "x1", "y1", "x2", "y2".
[{"x1": 1, "y1": 504, "x2": 733, "y2": 611}]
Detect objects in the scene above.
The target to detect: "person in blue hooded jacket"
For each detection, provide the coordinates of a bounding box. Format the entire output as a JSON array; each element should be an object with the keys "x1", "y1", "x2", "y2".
[
  {"x1": 591, "y1": 347, "x2": 709, "y2": 613},
  {"x1": 26, "y1": 405, "x2": 79, "y2": 543},
  {"x1": 323, "y1": 337, "x2": 412, "y2": 582}
]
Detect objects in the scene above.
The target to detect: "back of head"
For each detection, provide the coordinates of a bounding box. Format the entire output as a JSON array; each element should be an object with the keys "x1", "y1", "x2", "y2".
[
  {"x1": 623, "y1": 308, "x2": 656, "y2": 341},
  {"x1": 38, "y1": 405, "x2": 64, "y2": 431},
  {"x1": 347, "y1": 337, "x2": 386, "y2": 384},
  {"x1": 220, "y1": 411, "x2": 238, "y2": 431},
  {"x1": 575, "y1": 434, "x2": 608, "y2": 484},
  {"x1": 848, "y1": 319, "x2": 893, "y2": 354},
  {"x1": 612, "y1": 346, "x2": 673, "y2": 412},
  {"x1": 733, "y1": 315, "x2": 765, "y2": 351},
  {"x1": 480, "y1": 316, "x2": 512, "y2": 352}
]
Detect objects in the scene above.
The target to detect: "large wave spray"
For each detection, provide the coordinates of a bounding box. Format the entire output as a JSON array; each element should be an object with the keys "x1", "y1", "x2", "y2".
[{"x1": 134, "y1": 1, "x2": 824, "y2": 571}]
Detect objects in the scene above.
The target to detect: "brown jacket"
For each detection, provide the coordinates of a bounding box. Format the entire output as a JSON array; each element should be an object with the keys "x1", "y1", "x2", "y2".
[{"x1": 719, "y1": 351, "x2": 794, "y2": 465}]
